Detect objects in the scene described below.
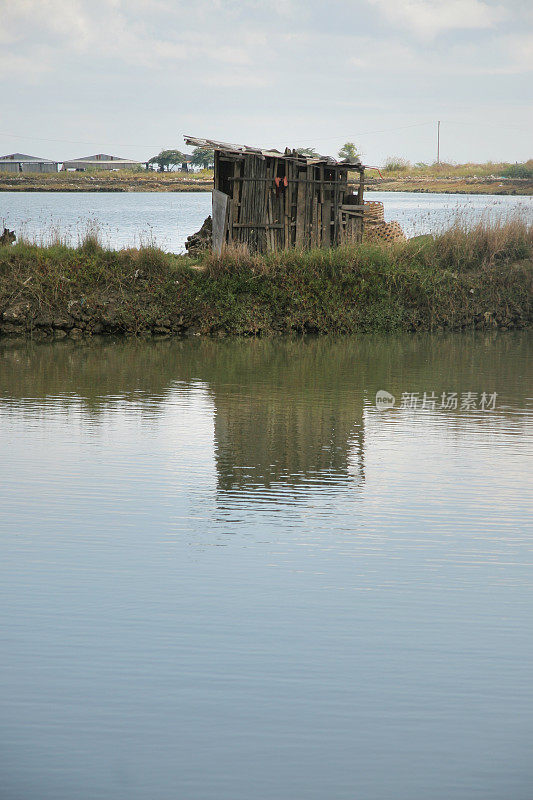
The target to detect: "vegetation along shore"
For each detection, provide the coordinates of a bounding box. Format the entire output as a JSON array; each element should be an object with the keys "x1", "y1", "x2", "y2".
[
  {"x1": 0, "y1": 218, "x2": 531, "y2": 340},
  {"x1": 365, "y1": 158, "x2": 533, "y2": 195},
  {"x1": 1, "y1": 160, "x2": 532, "y2": 195}
]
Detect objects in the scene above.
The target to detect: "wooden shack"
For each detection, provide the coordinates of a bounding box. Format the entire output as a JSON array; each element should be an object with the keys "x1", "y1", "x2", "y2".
[{"x1": 185, "y1": 136, "x2": 365, "y2": 254}]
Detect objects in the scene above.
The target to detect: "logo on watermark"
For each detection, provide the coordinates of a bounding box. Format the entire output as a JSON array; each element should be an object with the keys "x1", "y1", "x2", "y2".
[
  {"x1": 375, "y1": 390, "x2": 498, "y2": 412},
  {"x1": 375, "y1": 390, "x2": 396, "y2": 411}
]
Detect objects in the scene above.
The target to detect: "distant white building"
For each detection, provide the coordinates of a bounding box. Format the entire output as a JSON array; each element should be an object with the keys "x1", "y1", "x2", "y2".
[
  {"x1": 62, "y1": 153, "x2": 143, "y2": 171},
  {"x1": 0, "y1": 153, "x2": 58, "y2": 173}
]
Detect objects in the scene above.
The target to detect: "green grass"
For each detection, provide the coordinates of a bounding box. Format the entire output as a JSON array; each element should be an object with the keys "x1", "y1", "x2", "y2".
[{"x1": 0, "y1": 218, "x2": 531, "y2": 338}]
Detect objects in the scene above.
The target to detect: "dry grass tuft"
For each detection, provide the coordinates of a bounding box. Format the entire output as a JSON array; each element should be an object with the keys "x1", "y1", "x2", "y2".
[{"x1": 417, "y1": 215, "x2": 533, "y2": 271}]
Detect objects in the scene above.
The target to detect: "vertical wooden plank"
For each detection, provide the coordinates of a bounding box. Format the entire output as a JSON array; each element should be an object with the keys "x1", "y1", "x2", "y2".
[
  {"x1": 225, "y1": 197, "x2": 232, "y2": 249},
  {"x1": 320, "y1": 166, "x2": 328, "y2": 247},
  {"x1": 245, "y1": 155, "x2": 253, "y2": 250},
  {"x1": 357, "y1": 168, "x2": 364, "y2": 204},
  {"x1": 357, "y1": 168, "x2": 365, "y2": 242},
  {"x1": 254, "y1": 155, "x2": 267, "y2": 253},
  {"x1": 214, "y1": 150, "x2": 220, "y2": 191},
  {"x1": 272, "y1": 159, "x2": 280, "y2": 252},
  {"x1": 244, "y1": 154, "x2": 254, "y2": 252},
  {"x1": 295, "y1": 165, "x2": 306, "y2": 247},
  {"x1": 311, "y1": 193, "x2": 318, "y2": 248},
  {"x1": 230, "y1": 158, "x2": 242, "y2": 246},
  {"x1": 284, "y1": 160, "x2": 291, "y2": 249},
  {"x1": 267, "y1": 160, "x2": 275, "y2": 252},
  {"x1": 290, "y1": 161, "x2": 297, "y2": 248},
  {"x1": 338, "y1": 209, "x2": 345, "y2": 246},
  {"x1": 332, "y1": 170, "x2": 339, "y2": 246},
  {"x1": 212, "y1": 189, "x2": 229, "y2": 255},
  {"x1": 305, "y1": 165, "x2": 313, "y2": 248},
  {"x1": 324, "y1": 189, "x2": 332, "y2": 248}
]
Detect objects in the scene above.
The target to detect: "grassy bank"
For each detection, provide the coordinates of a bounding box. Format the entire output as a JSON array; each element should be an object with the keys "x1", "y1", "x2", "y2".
[{"x1": 0, "y1": 219, "x2": 531, "y2": 339}]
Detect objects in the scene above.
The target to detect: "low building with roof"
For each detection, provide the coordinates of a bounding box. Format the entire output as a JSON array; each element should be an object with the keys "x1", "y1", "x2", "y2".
[
  {"x1": 61, "y1": 154, "x2": 143, "y2": 171},
  {"x1": 0, "y1": 153, "x2": 58, "y2": 173}
]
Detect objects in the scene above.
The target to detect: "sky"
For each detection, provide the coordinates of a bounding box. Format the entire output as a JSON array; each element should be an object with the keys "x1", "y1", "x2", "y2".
[{"x1": 0, "y1": 0, "x2": 531, "y2": 166}]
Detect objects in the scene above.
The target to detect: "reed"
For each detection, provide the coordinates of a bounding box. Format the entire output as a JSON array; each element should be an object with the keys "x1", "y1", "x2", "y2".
[{"x1": 201, "y1": 215, "x2": 533, "y2": 276}]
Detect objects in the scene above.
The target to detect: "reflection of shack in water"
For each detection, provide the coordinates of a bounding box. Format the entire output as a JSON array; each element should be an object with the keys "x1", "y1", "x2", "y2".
[
  {"x1": 0, "y1": 338, "x2": 365, "y2": 495},
  {"x1": 214, "y1": 392, "x2": 364, "y2": 492},
  {"x1": 208, "y1": 342, "x2": 366, "y2": 493},
  {"x1": 3, "y1": 334, "x2": 528, "y2": 497}
]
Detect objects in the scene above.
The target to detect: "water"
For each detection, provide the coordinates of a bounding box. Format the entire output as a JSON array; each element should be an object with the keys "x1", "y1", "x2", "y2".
[
  {"x1": 1, "y1": 190, "x2": 531, "y2": 251},
  {"x1": 0, "y1": 191, "x2": 212, "y2": 252},
  {"x1": 1, "y1": 333, "x2": 532, "y2": 800}
]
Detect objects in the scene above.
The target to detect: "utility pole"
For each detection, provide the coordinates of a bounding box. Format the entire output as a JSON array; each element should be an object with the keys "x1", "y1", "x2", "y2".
[{"x1": 437, "y1": 120, "x2": 441, "y2": 165}]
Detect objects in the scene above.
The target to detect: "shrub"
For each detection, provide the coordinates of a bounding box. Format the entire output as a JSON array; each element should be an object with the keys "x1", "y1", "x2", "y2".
[
  {"x1": 383, "y1": 157, "x2": 411, "y2": 172},
  {"x1": 501, "y1": 161, "x2": 533, "y2": 179}
]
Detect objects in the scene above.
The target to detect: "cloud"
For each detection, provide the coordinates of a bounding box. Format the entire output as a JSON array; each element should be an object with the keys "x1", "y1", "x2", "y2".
[
  {"x1": 348, "y1": 38, "x2": 419, "y2": 69},
  {"x1": 3, "y1": 0, "x2": 92, "y2": 42},
  {"x1": 0, "y1": 0, "x2": 268, "y2": 77},
  {"x1": 205, "y1": 72, "x2": 270, "y2": 89},
  {"x1": 345, "y1": 29, "x2": 533, "y2": 78},
  {"x1": 367, "y1": 0, "x2": 506, "y2": 38},
  {"x1": 0, "y1": 0, "x2": 530, "y2": 164},
  {"x1": 0, "y1": 50, "x2": 53, "y2": 82},
  {"x1": 497, "y1": 32, "x2": 533, "y2": 74}
]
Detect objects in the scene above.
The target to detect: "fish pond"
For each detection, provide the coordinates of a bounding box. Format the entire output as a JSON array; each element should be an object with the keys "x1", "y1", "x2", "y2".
[
  {"x1": 0, "y1": 332, "x2": 532, "y2": 800},
  {"x1": 1, "y1": 190, "x2": 532, "y2": 251}
]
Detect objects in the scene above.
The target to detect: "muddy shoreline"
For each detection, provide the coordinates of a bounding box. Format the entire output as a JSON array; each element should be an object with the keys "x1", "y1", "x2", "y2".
[
  {"x1": 0, "y1": 173, "x2": 213, "y2": 193},
  {"x1": 365, "y1": 176, "x2": 533, "y2": 196}
]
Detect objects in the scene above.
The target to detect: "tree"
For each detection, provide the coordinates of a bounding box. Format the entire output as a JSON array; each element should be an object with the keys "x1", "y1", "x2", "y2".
[
  {"x1": 338, "y1": 142, "x2": 359, "y2": 162},
  {"x1": 296, "y1": 147, "x2": 317, "y2": 156},
  {"x1": 147, "y1": 149, "x2": 188, "y2": 172},
  {"x1": 191, "y1": 147, "x2": 215, "y2": 170}
]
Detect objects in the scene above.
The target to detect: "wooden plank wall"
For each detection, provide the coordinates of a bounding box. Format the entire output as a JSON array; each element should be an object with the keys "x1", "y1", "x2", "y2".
[{"x1": 220, "y1": 153, "x2": 364, "y2": 253}]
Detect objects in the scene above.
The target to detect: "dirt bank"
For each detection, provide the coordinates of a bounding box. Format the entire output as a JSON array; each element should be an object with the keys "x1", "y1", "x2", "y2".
[
  {"x1": 1, "y1": 171, "x2": 531, "y2": 195},
  {"x1": 365, "y1": 176, "x2": 533, "y2": 195},
  {"x1": 0, "y1": 171, "x2": 213, "y2": 193}
]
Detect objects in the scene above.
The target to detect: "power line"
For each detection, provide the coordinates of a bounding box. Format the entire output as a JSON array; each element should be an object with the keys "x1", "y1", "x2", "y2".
[
  {"x1": 0, "y1": 118, "x2": 529, "y2": 152},
  {"x1": 0, "y1": 132, "x2": 164, "y2": 148},
  {"x1": 261, "y1": 121, "x2": 436, "y2": 147},
  {"x1": 441, "y1": 120, "x2": 530, "y2": 132},
  {"x1": 0, "y1": 122, "x2": 435, "y2": 150},
  {"x1": 263, "y1": 119, "x2": 531, "y2": 150}
]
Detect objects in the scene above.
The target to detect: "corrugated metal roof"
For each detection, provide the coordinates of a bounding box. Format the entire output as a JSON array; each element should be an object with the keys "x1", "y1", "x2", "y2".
[
  {"x1": 0, "y1": 153, "x2": 57, "y2": 163},
  {"x1": 62, "y1": 154, "x2": 142, "y2": 164},
  {"x1": 184, "y1": 136, "x2": 363, "y2": 168}
]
